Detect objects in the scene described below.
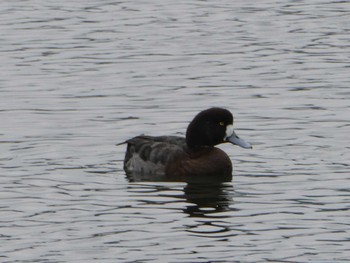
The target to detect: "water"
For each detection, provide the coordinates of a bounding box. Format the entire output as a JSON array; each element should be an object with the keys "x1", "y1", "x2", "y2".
[{"x1": 1, "y1": 0, "x2": 350, "y2": 262}]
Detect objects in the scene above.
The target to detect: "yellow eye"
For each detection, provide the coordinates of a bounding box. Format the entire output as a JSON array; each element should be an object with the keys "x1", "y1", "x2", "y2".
[{"x1": 219, "y1": 121, "x2": 225, "y2": 126}]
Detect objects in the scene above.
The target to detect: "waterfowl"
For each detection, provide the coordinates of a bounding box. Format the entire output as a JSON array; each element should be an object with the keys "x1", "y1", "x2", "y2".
[{"x1": 121, "y1": 108, "x2": 251, "y2": 181}]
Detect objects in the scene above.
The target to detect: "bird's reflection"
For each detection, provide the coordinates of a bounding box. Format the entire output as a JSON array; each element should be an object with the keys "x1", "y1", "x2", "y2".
[
  {"x1": 183, "y1": 182, "x2": 234, "y2": 217},
  {"x1": 125, "y1": 172, "x2": 235, "y2": 217}
]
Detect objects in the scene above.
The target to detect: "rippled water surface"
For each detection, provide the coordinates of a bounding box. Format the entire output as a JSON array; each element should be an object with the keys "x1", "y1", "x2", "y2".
[{"x1": 1, "y1": 0, "x2": 350, "y2": 262}]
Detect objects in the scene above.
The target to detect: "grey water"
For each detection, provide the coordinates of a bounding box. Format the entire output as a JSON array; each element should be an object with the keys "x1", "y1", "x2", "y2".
[{"x1": 1, "y1": 0, "x2": 350, "y2": 262}]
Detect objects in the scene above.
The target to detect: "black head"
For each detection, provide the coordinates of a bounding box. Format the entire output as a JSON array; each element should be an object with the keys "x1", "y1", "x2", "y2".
[{"x1": 186, "y1": 108, "x2": 234, "y2": 150}]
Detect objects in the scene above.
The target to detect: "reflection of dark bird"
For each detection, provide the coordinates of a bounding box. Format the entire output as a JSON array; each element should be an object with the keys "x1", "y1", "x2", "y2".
[
  {"x1": 120, "y1": 108, "x2": 251, "y2": 181},
  {"x1": 183, "y1": 183, "x2": 235, "y2": 217}
]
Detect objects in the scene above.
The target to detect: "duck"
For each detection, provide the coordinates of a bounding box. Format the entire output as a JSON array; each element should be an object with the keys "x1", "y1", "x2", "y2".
[{"x1": 121, "y1": 107, "x2": 252, "y2": 181}]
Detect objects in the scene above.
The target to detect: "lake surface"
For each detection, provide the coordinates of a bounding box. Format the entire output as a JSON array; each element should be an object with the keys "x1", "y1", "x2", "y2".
[{"x1": 1, "y1": 0, "x2": 350, "y2": 262}]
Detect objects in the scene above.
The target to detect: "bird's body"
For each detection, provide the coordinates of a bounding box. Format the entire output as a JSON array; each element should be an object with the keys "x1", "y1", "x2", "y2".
[{"x1": 121, "y1": 108, "x2": 251, "y2": 181}]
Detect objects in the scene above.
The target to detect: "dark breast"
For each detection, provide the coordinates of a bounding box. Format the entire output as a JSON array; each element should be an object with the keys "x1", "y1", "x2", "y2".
[{"x1": 166, "y1": 147, "x2": 233, "y2": 180}]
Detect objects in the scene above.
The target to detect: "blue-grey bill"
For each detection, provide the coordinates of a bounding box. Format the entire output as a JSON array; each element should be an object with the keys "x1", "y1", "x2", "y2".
[{"x1": 227, "y1": 131, "x2": 252, "y2": 149}]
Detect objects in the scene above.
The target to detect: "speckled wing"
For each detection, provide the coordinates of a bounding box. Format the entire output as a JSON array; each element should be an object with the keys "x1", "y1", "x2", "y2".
[{"x1": 122, "y1": 135, "x2": 187, "y2": 174}]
